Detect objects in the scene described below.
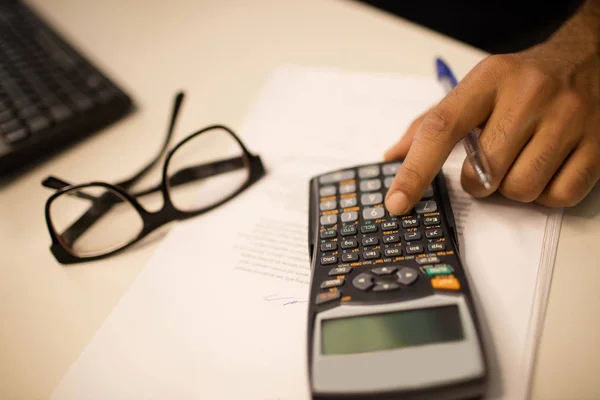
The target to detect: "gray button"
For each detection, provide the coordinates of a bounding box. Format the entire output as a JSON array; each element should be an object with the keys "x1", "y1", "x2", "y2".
[
  {"x1": 320, "y1": 214, "x2": 338, "y2": 226},
  {"x1": 352, "y1": 273, "x2": 374, "y2": 290},
  {"x1": 416, "y1": 200, "x2": 437, "y2": 214},
  {"x1": 315, "y1": 291, "x2": 341, "y2": 305},
  {"x1": 381, "y1": 221, "x2": 398, "y2": 231},
  {"x1": 341, "y1": 211, "x2": 358, "y2": 222},
  {"x1": 406, "y1": 244, "x2": 424, "y2": 254},
  {"x1": 383, "y1": 234, "x2": 400, "y2": 244},
  {"x1": 342, "y1": 253, "x2": 359, "y2": 262},
  {"x1": 424, "y1": 216, "x2": 440, "y2": 226},
  {"x1": 373, "y1": 282, "x2": 400, "y2": 292},
  {"x1": 320, "y1": 242, "x2": 338, "y2": 252},
  {"x1": 426, "y1": 228, "x2": 443, "y2": 239},
  {"x1": 363, "y1": 250, "x2": 381, "y2": 260},
  {"x1": 320, "y1": 229, "x2": 336, "y2": 239},
  {"x1": 360, "y1": 179, "x2": 382, "y2": 192},
  {"x1": 341, "y1": 239, "x2": 358, "y2": 249},
  {"x1": 416, "y1": 256, "x2": 441, "y2": 265},
  {"x1": 320, "y1": 255, "x2": 338, "y2": 265},
  {"x1": 396, "y1": 267, "x2": 419, "y2": 285},
  {"x1": 319, "y1": 170, "x2": 355, "y2": 184},
  {"x1": 384, "y1": 177, "x2": 394, "y2": 189},
  {"x1": 319, "y1": 186, "x2": 336, "y2": 197},
  {"x1": 362, "y1": 237, "x2": 379, "y2": 246},
  {"x1": 341, "y1": 226, "x2": 357, "y2": 236},
  {"x1": 340, "y1": 183, "x2": 356, "y2": 194},
  {"x1": 382, "y1": 162, "x2": 402, "y2": 175},
  {"x1": 358, "y1": 165, "x2": 380, "y2": 179},
  {"x1": 363, "y1": 207, "x2": 385, "y2": 220},
  {"x1": 329, "y1": 266, "x2": 353, "y2": 276},
  {"x1": 340, "y1": 197, "x2": 357, "y2": 208},
  {"x1": 320, "y1": 200, "x2": 337, "y2": 211},
  {"x1": 402, "y1": 218, "x2": 419, "y2": 228},
  {"x1": 384, "y1": 247, "x2": 402, "y2": 257},
  {"x1": 360, "y1": 192, "x2": 383, "y2": 206},
  {"x1": 422, "y1": 185, "x2": 434, "y2": 199},
  {"x1": 321, "y1": 278, "x2": 344, "y2": 289},
  {"x1": 428, "y1": 243, "x2": 446, "y2": 252},
  {"x1": 404, "y1": 231, "x2": 422, "y2": 241},
  {"x1": 371, "y1": 266, "x2": 398, "y2": 276}
]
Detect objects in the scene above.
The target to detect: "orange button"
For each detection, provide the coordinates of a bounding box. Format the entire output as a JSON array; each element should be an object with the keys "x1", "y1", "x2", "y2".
[{"x1": 431, "y1": 275, "x2": 461, "y2": 291}]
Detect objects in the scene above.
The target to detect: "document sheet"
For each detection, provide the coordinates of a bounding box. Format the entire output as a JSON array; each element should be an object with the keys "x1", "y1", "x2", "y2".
[{"x1": 52, "y1": 65, "x2": 561, "y2": 400}]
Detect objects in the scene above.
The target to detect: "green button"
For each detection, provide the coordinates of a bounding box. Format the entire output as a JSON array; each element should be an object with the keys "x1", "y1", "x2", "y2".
[{"x1": 425, "y1": 264, "x2": 454, "y2": 277}]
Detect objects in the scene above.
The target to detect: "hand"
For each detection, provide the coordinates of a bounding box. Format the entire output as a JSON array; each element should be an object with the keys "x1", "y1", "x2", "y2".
[{"x1": 384, "y1": 3, "x2": 600, "y2": 214}]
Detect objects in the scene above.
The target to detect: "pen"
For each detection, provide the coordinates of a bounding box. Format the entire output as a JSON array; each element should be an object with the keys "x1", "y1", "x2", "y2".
[{"x1": 435, "y1": 57, "x2": 492, "y2": 190}]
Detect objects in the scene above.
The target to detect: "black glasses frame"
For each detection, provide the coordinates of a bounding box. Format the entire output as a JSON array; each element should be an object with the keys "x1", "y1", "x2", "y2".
[{"x1": 43, "y1": 92, "x2": 266, "y2": 264}]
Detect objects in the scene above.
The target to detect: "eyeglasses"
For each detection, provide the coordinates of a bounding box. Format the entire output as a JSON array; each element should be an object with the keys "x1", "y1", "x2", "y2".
[{"x1": 43, "y1": 92, "x2": 266, "y2": 264}]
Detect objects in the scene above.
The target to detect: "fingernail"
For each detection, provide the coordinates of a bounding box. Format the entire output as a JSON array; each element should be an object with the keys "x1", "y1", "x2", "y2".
[{"x1": 386, "y1": 191, "x2": 409, "y2": 215}]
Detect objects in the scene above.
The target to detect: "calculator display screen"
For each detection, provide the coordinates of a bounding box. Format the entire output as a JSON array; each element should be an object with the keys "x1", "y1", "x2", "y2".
[{"x1": 321, "y1": 305, "x2": 463, "y2": 355}]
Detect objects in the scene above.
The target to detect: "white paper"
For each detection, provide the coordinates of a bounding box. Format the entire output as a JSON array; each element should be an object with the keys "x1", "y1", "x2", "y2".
[{"x1": 52, "y1": 65, "x2": 560, "y2": 400}]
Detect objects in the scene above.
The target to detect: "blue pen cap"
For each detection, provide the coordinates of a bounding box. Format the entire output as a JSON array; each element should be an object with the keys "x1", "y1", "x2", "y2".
[{"x1": 435, "y1": 57, "x2": 458, "y2": 87}]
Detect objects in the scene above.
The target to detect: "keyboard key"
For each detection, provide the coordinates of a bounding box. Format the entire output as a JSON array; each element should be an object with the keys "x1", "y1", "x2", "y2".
[
  {"x1": 371, "y1": 266, "x2": 397, "y2": 276},
  {"x1": 341, "y1": 226, "x2": 357, "y2": 236},
  {"x1": 363, "y1": 250, "x2": 381, "y2": 260},
  {"x1": 3, "y1": 128, "x2": 28, "y2": 144},
  {"x1": 373, "y1": 282, "x2": 400, "y2": 292},
  {"x1": 320, "y1": 214, "x2": 337, "y2": 226},
  {"x1": 382, "y1": 162, "x2": 402, "y2": 175},
  {"x1": 416, "y1": 256, "x2": 441, "y2": 265},
  {"x1": 352, "y1": 273, "x2": 374, "y2": 290},
  {"x1": 339, "y1": 183, "x2": 356, "y2": 194},
  {"x1": 319, "y1": 170, "x2": 355, "y2": 184},
  {"x1": 340, "y1": 197, "x2": 357, "y2": 208},
  {"x1": 396, "y1": 267, "x2": 419, "y2": 285},
  {"x1": 401, "y1": 218, "x2": 419, "y2": 228},
  {"x1": 328, "y1": 266, "x2": 353, "y2": 276},
  {"x1": 26, "y1": 116, "x2": 50, "y2": 133},
  {"x1": 381, "y1": 221, "x2": 398, "y2": 231},
  {"x1": 362, "y1": 237, "x2": 379, "y2": 246},
  {"x1": 49, "y1": 104, "x2": 72, "y2": 122},
  {"x1": 424, "y1": 264, "x2": 454, "y2": 277},
  {"x1": 383, "y1": 234, "x2": 400, "y2": 244},
  {"x1": 340, "y1": 239, "x2": 358, "y2": 249},
  {"x1": 341, "y1": 253, "x2": 359, "y2": 262},
  {"x1": 341, "y1": 211, "x2": 358, "y2": 223},
  {"x1": 316, "y1": 291, "x2": 341, "y2": 305},
  {"x1": 422, "y1": 185, "x2": 434, "y2": 199},
  {"x1": 406, "y1": 244, "x2": 424, "y2": 255},
  {"x1": 319, "y1": 186, "x2": 336, "y2": 197},
  {"x1": 384, "y1": 247, "x2": 402, "y2": 257},
  {"x1": 428, "y1": 243, "x2": 446, "y2": 252},
  {"x1": 320, "y1": 229, "x2": 336, "y2": 239},
  {"x1": 360, "y1": 192, "x2": 383, "y2": 206},
  {"x1": 363, "y1": 207, "x2": 385, "y2": 220},
  {"x1": 320, "y1": 255, "x2": 338, "y2": 265},
  {"x1": 320, "y1": 242, "x2": 337, "y2": 252},
  {"x1": 431, "y1": 275, "x2": 461, "y2": 291},
  {"x1": 424, "y1": 216, "x2": 440, "y2": 226},
  {"x1": 404, "y1": 231, "x2": 422, "y2": 241},
  {"x1": 425, "y1": 228, "x2": 443, "y2": 239},
  {"x1": 361, "y1": 224, "x2": 378, "y2": 234},
  {"x1": 70, "y1": 92, "x2": 94, "y2": 111},
  {"x1": 384, "y1": 176, "x2": 394, "y2": 189},
  {"x1": 321, "y1": 278, "x2": 344, "y2": 289},
  {"x1": 358, "y1": 165, "x2": 380, "y2": 178},
  {"x1": 416, "y1": 200, "x2": 437, "y2": 214},
  {"x1": 360, "y1": 179, "x2": 382, "y2": 192},
  {"x1": 320, "y1": 200, "x2": 336, "y2": 211}
]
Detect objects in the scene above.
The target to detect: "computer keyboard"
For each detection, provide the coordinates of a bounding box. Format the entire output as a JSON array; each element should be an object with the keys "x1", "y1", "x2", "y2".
[{"x1": 0, "y1": 0, "x2": 134, "y2": 175}]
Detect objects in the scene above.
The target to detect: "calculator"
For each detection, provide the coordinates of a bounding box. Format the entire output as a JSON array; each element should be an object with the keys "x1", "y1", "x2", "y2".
[{"x1": 307, "y1": 161, "x2": 487, "y2": 400}]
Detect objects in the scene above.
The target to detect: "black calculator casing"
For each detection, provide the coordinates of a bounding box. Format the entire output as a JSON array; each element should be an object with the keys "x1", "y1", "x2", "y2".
[{"x1": 306, "y1": 162, "x2": 487, "y2": 400}]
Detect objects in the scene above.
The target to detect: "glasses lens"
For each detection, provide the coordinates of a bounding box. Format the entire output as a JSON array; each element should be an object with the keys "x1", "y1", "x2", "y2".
[
  {"x1": 49, "y1": 185, "x2": 144, "y2": 257},
  {"x1": 166, "y1": 127, "x2": 250, "y2": 212}
]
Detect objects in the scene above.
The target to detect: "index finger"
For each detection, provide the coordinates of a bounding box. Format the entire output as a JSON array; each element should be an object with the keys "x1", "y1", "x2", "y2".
[{"x1": 384, "y1": 67, "x2": 498, "y2": 215}]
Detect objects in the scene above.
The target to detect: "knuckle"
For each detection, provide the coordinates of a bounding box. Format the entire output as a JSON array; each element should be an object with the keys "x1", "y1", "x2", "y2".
[
  {"x1": 558, "y1": 91, "x2": 588, "y2": 120},
  {"x1": 572, "y1": 161, "x2": 599, "y2": 193},
  {"x1": 481, "y1": 54, "x2": 515, "y2": 72},
  {"x1": 499, "y1": 177, "x2": 540, "y2": 203},
  {"x1": 417, "y1": 107, "x2": 458, "y2": 144}
]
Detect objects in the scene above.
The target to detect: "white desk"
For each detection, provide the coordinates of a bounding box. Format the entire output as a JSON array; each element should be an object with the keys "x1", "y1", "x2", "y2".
[{"x1": 1, "y1": 1, "x2": 599, "y2": 398}]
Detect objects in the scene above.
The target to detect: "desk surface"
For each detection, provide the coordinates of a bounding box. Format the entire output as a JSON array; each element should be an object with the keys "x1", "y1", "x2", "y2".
[{"x1": 1, "y1": 1, "x2": 599, "y2": 399}]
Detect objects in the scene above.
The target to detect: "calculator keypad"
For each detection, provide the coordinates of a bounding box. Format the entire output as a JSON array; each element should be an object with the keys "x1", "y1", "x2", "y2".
[{"x1": 314, "y1": 161, "x2": 458, "y2": 306}]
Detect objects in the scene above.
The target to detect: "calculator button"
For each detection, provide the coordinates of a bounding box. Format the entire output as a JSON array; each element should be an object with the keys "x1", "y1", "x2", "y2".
[
  {"x1": 320, "y1": 200, "x2": 337, "y2": 211},
  {"x1": 340, "y1": 197, "x2": 358, "y2": 208},
  {"x1": 422, "y1": 185, "x2": 434, "y2": 199},
  {"x1": 416, "y1": 200, "x2": 437, "y2": 214},
  {"x1": 341, "y1": 239, "x2": 358, "y2": 249},
  {"x1": 431, "y1": 275, "x2": 461, "y2": 290},
  {"x1": 319, "y1": 170, "x2": 355, "y2": 184},
  {"x1": 428, "y1": 243, "x2": 446, "y2": 252},
  {"x1": 401, "y1": 218, "x2": 419, "y2": 228},
  {"x1": 406, "y1": 244, "x2": 424, "y2": 254},
  {"x1": 352, "y1": 273, "x2": 374, "y2": 290},
  {"x1": 415, "y1": 256, "x2": 441, "y2": 265},
  {"x1": 341, "y1": 253, "x2": 359, "y2": 262},
  {"x1": 329, "y1": 266, "x2": 353, "y2": 276},
  {"x1": 382, "y1": 162, "x2": 402, "y2": 175},
  {"x1": 320, "y1": 229, "x2": 336, "y2": 239},
  {"x1": 424, "y1": 264, "x2": 454, "y2": 277},
  {"x1": 425, "y1": 228, "x2": 443, "y2": 239},
  {"x1": 321, "y1": 278, "x2": 344, "y2": 289},
  {"x1": 320, "y1": 242, "x2": 338, "y2": 252},
  {"x1": 381, "y1": 221, "x2": 398, "y2": 231},
  {"x1": 360, "y1": 192, "x2": 383, "y2": 206},
  {"x1": 404, "y1": 231, "x2": 422, "y2": 241},
  {"x1": 316, "y1": 291, "x2": 341, "y2": 305},
  {"x1": 396, "y1": 267, "x2": 419, "y2": 285},
  {"x1": 339, "y1": 183, "x2": 356, "y2": 194},
  {"x1": 359, "y1": 179, "x2": 382, "y2": 192},
  {"x1": 319, "y1": 186, "x2": 336, "y2": 197},
  {"x1": 358, "y1": 165, "x2": 380, "y2": 179},
  {"x1": 383, "y1": 234, "x2": 400, "y2": 244},
  {"x1": 371, "y1": 266, "x2": 398, "y2": 276},
  {"x1": 320, "y1": 215, "x2": 338, "y2": 226},
  {"x1": 363, "y1": 207, "x2": 385, "y2": 220},
  {"x1": 320, "y1": 255, "x2": 338, "y2": 265},
  {"x1": 363, "y1": 250, "x2": 381, "y2": 260},
  {"x1": 424, "y1": 216, "x2": 440, "y2": 226},
  {"x1": 341, "y1": 226, "x2": 357, "y2": 236},
  {"x1": 384, "y1": 176, "x2": 394, "y2": 189},
  {"x1": 373, "y1": 282, "x2": 400, "y2": 292},
  {"x1": 361, "y1": 224, "x2": 378, "y2": 234},
  {"x1": 341, "y1": 211, "x2": 358, "y2": 223},
  {"x1": 384, "y1": 247, "x2": 402, "y2": 257},
  {"x1": 362, "y1": 237, "x2": 379, "y2": 246}
]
